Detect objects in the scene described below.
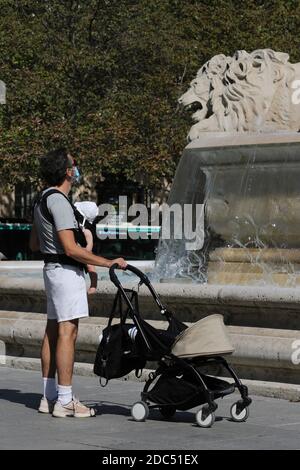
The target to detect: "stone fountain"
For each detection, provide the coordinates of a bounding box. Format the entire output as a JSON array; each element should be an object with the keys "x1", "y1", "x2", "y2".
[{"x1": 155, "y1": 49, "x2": 300, "y2": 287}]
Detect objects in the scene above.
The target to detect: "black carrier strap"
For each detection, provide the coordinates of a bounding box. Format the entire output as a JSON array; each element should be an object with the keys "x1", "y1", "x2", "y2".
[
  {"x1": 35, "y1": 189, "x2": 87, "y2": 270},
  {"x1": 43, "y1": 253, "x2": 85, "y2": 270}
]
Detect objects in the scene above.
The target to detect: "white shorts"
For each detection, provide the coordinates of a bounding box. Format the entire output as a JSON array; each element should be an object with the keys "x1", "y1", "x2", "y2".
[{"x1": 43, "y1": 263, "x2": 89, "y2": 322}]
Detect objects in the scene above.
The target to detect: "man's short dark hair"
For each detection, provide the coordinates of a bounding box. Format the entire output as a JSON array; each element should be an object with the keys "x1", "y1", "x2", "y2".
[{"x1": 39, "y1": 148, "x2": 71, "y2": 186}]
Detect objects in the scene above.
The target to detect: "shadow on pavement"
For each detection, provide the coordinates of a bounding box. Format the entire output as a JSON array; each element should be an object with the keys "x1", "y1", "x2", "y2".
[
  {"x1": 0, "y1": 392, "x2": 227, "y2": 424},
  {"x1": 98, "y1": 400, "x2": 225, "y2": 424},
  {"x1": 0, "y1": 389, "x2": 41, "y2": 410},
  {"x1": 90, "y1": 401, "x2": 130, "y2": 417}
]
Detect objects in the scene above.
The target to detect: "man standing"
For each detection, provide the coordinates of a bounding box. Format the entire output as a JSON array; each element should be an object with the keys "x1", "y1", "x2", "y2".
[{"x1": 30, "y1": 148, "x2": 127, "y2": 418}]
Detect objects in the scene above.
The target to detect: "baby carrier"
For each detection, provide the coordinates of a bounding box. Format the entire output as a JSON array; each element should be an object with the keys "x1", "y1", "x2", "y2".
[{"x1": 33, "y1": 189, "x2": 94, "y2": 270}]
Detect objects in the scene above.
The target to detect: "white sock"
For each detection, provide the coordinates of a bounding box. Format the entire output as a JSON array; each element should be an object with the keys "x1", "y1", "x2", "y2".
[
  {"x1": 57, "y1": 385, "x2": 73, "y2": 406},
  {"x1": 43, "y1": 377, "x2": 57, "y2": 401}
]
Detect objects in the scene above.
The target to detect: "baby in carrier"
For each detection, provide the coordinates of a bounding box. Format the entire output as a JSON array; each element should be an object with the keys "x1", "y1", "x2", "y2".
[{"x1": 74, "y1": 201, "x2": 98, "y2": 294}]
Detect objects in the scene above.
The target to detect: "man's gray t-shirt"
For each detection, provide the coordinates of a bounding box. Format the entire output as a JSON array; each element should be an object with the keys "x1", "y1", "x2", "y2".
[{"x1": 34, "y1": 188, "x2": 78, "y2": 254}]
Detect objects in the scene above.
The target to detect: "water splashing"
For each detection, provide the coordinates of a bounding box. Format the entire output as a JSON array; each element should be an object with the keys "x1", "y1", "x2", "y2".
[{"x1": 153, "y1": 134, "x2": 300, "y2": 286}]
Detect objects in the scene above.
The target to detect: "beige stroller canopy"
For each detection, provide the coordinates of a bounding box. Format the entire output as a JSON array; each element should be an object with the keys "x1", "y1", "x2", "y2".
[{"x1": 171, "y1": 314, "x2": 234, "y2": 358}]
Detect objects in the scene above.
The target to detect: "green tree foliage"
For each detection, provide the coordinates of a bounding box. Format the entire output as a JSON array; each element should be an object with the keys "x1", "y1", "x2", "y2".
[{"x1": 1, "y1": 0, "x2": 300, "y2": 189}]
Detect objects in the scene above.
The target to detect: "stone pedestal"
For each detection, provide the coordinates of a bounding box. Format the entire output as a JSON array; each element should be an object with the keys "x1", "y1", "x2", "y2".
[{"x1": 208, "y1": 248, "x2": 300, "y2": 286}]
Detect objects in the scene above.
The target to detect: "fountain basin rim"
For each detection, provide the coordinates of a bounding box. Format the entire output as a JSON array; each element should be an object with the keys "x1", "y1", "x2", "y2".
[
  {"x1": 2, "y1": 276, "x2": 300, "y2": 305},
  {"x1": 185, "y1": 131, "x2": 300, "y2": 151}
]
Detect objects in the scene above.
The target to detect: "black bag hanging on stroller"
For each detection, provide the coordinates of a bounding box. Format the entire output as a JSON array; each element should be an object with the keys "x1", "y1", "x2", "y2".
[{"x1": 93, "y1": 289, "x2": 147, "y2": 385}]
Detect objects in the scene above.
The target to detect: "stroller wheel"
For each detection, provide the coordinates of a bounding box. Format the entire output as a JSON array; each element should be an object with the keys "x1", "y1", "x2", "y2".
[
  {"x1": 131, "y1": 401, "x2": 149, "y2": 422},
  {"x1": 195, "y1": 406, "x2": 215, "y2": 428},
  {"x1": 159, "y1": 406, "x2": 176, "y2": 419},
  {"x1": 230, "y1": 402, "x2": 249, "y2": 422}
]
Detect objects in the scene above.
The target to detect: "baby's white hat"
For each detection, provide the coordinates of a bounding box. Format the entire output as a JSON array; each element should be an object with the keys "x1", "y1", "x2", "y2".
[{"x1": 74, "y1": 201, "x2": 98, "y2": 223}]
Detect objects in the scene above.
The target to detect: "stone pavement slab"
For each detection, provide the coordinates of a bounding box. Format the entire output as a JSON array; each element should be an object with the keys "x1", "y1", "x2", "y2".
[{"x1": 0, "y1": 367, "x2": 299, "y2": 450}]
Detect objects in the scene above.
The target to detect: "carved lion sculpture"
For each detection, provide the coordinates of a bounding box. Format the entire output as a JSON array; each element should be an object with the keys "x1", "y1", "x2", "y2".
[{"x1": 179, "y1": 49, "x2": 300, "y2": 140}]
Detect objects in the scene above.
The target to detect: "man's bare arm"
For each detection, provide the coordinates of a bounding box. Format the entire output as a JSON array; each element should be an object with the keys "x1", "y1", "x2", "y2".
[{"x1": 57, "y1": 229, "x2": 127, "y2": 268}]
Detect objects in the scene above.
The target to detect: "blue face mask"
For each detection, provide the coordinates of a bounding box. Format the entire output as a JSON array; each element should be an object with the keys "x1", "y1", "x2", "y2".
[{"x1": 73, "y1": 166, "x2": 81, "y2": 184}]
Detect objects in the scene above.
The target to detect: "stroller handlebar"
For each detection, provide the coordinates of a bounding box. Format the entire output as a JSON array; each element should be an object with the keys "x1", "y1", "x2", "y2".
[
  {"x1": 109, "y1": 263, "x2": 167, "y2": 313},
  {"x1": 109, "y1": 263, "x2": 150, "y2": 287},
  {"x1": 109, "y1": 263, "x2": 121, "y2": 286}
]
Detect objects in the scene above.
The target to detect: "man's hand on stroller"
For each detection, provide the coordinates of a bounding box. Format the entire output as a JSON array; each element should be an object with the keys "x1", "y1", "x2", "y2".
[{"x1": 110, "y1": 258, "x2": 127, "y2": 270}]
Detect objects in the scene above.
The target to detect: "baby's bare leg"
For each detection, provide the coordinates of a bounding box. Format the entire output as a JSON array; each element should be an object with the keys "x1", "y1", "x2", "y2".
[
  {"x1": 87, "y1": 265, "x2": 98, "y2": 294},
  {"x1": 83, "y1": 229, "x2": 98, "y2": 293}
]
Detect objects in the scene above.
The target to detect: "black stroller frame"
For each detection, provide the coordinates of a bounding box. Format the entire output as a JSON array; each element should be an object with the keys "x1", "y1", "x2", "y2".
[{"x1": 109, "y1": 263, "x2": 252, "y2": 428}]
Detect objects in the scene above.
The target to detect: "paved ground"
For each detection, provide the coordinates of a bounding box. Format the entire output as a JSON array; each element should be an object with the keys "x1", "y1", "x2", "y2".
[{"x1": 0, "y1": 367, "x2": 299, "y2": 450}]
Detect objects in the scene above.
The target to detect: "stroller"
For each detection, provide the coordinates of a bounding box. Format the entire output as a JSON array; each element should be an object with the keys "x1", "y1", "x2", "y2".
[{"x1": 98, "y1": 263, "x2": 252, "y2": 428}]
